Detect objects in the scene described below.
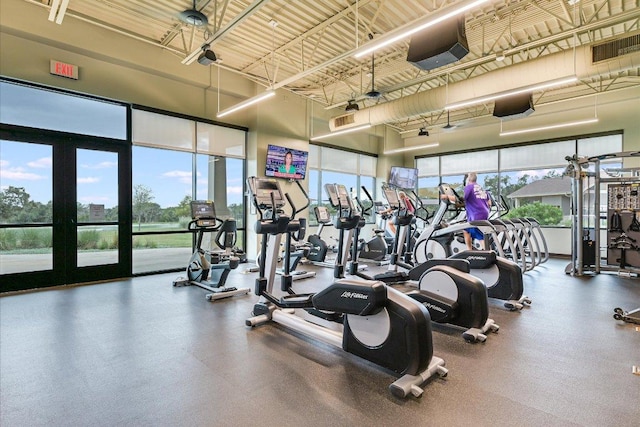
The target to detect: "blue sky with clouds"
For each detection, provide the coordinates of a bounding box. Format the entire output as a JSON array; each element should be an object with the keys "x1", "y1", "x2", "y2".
[{"x1": 1, "y1": 141, "x2": 244, "y2": 209}]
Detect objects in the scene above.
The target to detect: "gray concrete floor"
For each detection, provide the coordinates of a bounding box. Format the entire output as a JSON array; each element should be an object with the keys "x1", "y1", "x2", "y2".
[{"x1": 1, "y1": 258, "x2": 639, "y2": 426}]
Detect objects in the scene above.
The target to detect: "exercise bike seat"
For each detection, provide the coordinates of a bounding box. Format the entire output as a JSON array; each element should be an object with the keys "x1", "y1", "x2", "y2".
[{"x1": 312, "y1": 279, "x2": 387, "y2": 316}]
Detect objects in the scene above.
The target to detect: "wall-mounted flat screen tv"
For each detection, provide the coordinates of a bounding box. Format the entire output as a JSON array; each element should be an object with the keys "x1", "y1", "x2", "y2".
[
  {"x1": 265, "y1": 144, "x2": 308, "y2": 180},
  {"x1": 389, "y1": 166, "x2": 418, "y2": 189}
]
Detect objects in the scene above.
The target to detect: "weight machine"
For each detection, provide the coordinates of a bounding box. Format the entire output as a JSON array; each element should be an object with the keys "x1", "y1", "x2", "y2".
[{"x1": 565, "y1": 151, "x2": 640, "y2": 276}]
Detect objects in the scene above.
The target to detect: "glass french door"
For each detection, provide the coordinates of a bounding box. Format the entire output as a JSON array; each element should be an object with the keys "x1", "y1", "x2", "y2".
[{"x1": 0, "y1": 127, "x2": 131, "y2": 292}]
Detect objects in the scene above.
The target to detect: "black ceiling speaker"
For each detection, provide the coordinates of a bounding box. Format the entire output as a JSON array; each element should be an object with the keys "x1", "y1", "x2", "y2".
[
  {"x1": 493, "y1": 93, "x2": 535, "y2": 120},
  {"x1": 345, "y1": 99, "x2": 360, "y2": 111},
  {"x1": 407, "y1": 18, "x2": 469, "y2": 71},
  {"x1": 198, "y1": 44, "x2": 217, "y2": 65}
]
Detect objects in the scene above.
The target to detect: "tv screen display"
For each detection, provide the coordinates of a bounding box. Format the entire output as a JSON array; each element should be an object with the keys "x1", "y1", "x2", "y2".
[
  {"x1": 389, "y1": 166, "x2": 418, "y2": 189},
  {"x1": 265, "y1": 144, "x2": 308, "y2": 180}
]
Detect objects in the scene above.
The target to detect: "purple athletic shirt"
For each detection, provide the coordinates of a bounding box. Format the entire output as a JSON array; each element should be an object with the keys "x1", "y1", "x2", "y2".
[{"x1": 464, "y1": 182, "x2": 490, "y2": 221}]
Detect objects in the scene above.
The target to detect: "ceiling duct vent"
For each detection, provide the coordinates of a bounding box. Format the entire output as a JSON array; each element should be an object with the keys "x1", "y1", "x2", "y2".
[
  {"x1": 333, "y1": 113, "x2": 355, "y2": 128},
  {"x1": 592, "y1": 33, "x2": 640, "y2": 63},
  {"x1": 329, "y1": 111, "x2": 372, "y2": 131}
]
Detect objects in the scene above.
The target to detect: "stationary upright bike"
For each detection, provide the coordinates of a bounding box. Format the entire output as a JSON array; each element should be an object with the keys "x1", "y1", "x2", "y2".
[
  {"x1": 245, "y1": 176, "x2": 447, "y2": 398},
  {"x1": 173, "y1": 200, "x2": 250, "y2": 301}
]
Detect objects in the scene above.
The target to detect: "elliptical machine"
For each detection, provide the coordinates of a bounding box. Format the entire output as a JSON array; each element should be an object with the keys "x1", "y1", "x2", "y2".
[
  {"x1": 356, "y1": 187, "x2": 499, "y2": 342},
  {"x1": 245, "y1": 176, "x2": 447, "y2": 398},
  {"x1": 173, "y1": 200, "x2": 250, "y2": 301},
  {"x1": 412, "y1": 184, "x2": 530, "y2": 310},
  {"x1": 256, "y1": 180, "x2": 316, "y2": 281}
]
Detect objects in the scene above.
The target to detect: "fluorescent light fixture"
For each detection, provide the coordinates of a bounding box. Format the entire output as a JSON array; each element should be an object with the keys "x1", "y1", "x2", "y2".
[
  {"x1": 354, "y1": 0, "x2": 489, "y2": 59},
  {"x1": 384, "y1": 143, "x2": 439, "y2": 155},
  {"x1": 216, "y1": 90, "x2": 275, "y2": 118},
  {"x1": 48, "y1": 0, "x2": 69, "y2": 24},
  {"x1": 499, "y1": 118, "x2": 598, "y2": 137},
  {"x1": 48, "y1": 0, "x2": 60, "y2": 22},
  {"x1": 310, "y1": 124, "x2": 371, "y2": 141},
  {"x1": 445, "y1": 76, "x2": 578, "y2": 110}
]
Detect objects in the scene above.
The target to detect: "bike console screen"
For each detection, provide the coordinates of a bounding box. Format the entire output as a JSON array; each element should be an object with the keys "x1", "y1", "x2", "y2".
[{"x1": 191, "y1": 201, "x2": 216, "y2": 219}]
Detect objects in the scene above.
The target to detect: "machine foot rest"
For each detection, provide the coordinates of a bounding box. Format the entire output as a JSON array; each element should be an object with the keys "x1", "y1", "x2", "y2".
[
  {"x1": 519, "y1": 295, "x2": 532, "y2": 306},
  {"x1": 388, "y1": 356, "x2": 447, "y2": 398},
  {"x1": 205, "y1": 287, "x2": 250, "y2": 301},
  {"x1": 504, "y1": 300, "x2": 524, "y2": 311}
]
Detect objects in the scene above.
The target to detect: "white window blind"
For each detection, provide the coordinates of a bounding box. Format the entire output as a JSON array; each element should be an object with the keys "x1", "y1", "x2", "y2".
[
  {"x1": 308, "y1": 145, "x2": 319, "y2": 169},
  {"x1": 321, "y1": 146, "x2": 358, "y2": 172},
  {"x1": 440, "y1": 150, "x2": 498, "y2": 175},
  {"x1": 359, "y1": 154, "x2": 377, "y2": 176},
  {"x1": 577, "y1": 134, "x2": 621, "y2": 158},
  {"x1": 197, "y1": 123, "x2": 245, "y2": 158},
  {"x1": 416, "y1": 157, "x2": 439, "y2": 177},
  {"x1": 500, "y1": 141, "x2": 574, "y2": 170},
  {"x1": 132, "y1": 109, "x2": 194, "y2": 151}
]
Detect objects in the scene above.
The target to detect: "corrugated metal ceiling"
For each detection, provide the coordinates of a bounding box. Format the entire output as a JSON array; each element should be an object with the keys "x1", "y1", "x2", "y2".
[{"x1": 30, "y1": 0, "x2": 640, "y2": 130}]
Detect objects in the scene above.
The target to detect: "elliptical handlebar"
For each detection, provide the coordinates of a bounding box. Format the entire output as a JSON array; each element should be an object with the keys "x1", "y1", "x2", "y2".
[
  {"x1": 293, "y1": 180, "x2": 310, "y2": 217},
  {"x1": 285, "y1": 193, "x2": 297, "y2": 219},
  {"x1": 410, "y1": 189, "x2": 432, "y2": 221},
  {"x1": 359, "y1": 186, "x2": 375, "y2": 216}
]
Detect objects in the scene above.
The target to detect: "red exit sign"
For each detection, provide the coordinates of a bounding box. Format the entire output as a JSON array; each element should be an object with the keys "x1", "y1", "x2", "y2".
[{"x1": 50, "y1": 60, "x2": 79, "y2": 80}]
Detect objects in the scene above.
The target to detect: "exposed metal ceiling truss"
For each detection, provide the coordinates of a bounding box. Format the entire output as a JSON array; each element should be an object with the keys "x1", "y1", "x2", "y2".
[{"x1": 30, "y1": 0, "x2": 640, "y2": 131}]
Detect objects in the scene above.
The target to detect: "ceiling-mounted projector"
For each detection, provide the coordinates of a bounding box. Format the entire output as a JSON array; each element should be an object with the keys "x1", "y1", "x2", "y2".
[{"x1": 198, "y1": 45, "x2": 217, "y2": 65}]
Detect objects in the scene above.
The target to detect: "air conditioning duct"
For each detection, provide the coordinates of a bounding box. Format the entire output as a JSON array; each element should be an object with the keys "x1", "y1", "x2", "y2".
[{"x1": 329, "y1": 45, "x2": 640, "y2": 131}]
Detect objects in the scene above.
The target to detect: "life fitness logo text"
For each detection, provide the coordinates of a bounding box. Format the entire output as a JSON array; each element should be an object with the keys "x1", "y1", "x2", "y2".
[
  {"x1": 341, "y1": 291, "x2": 368, "y2": 300},
  {"x1": 466, "y1": 255, "x2": 488, "y2": 261},
  {"x1": 424, "y1": 302, "x2": 446, "y2": 314}
]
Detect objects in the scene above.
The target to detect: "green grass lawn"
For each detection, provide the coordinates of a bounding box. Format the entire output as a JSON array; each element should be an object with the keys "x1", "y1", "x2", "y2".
[{"x1": 2, "y1": 223, "x2": 244, "y2": 253}]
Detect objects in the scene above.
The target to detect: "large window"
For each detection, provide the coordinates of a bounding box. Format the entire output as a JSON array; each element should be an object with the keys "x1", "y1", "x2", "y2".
[
  {"x1": 0, "y1": 80, "x2": 126, "y2": 139},
  {"x1": 308, "y1": 145, "x2": 378, "y2": 225},
  {"x1": 131, "y1": 108, "x2": 247, "y2": 274},
  {"x1": 416, "y1": 133, "x2": 623, "y2": 227}
]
